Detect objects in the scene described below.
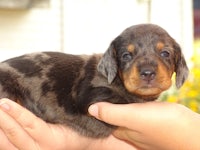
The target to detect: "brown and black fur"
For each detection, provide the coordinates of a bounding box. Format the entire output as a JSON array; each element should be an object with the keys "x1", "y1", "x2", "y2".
[{"x1": 0, "y1": 24, "x2": 189, "y2": 138}]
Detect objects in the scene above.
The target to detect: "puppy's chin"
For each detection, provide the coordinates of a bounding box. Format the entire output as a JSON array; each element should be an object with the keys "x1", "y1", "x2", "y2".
[
  {"x1": 123, "y1": 78, "x2": 172, "y2": 98},
  {"x1": 133, "y1": 87, "x2": 163, "y2": 97}
]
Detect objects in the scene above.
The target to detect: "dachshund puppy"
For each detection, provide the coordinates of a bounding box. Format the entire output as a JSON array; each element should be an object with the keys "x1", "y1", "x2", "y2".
[{"x1": 0, "y1": 24, "x2": 188, "y2": 138}]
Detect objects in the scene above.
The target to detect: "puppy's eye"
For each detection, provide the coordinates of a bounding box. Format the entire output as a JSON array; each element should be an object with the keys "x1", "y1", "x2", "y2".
[
  {"x1": 160, "y1": 51, "x2": 170, "y2": 58},
  {"x1": 122, "y1": 52, "x2": 132, "y2": 61}
]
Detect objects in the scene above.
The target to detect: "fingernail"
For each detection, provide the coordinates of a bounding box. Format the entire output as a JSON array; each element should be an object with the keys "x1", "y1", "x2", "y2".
[
  {"x1": 88, "y1": 104, "x2": 99, "y2": 117},
  {"x1": 0, "y1": 101, "x2": 10, "y2": 111}
]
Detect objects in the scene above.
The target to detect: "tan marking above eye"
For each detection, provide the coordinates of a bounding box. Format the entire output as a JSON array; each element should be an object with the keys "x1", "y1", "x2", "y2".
[
  {"x1": 156, "y1": 42, "x2": 164, "y2": 51},
  {"x1": 127, "y1": 44, "x2": 135, "y2": 53}
]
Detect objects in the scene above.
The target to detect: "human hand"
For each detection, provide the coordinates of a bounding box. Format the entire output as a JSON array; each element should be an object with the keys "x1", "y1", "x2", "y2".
[
  {"x1": 0, "y1": 98, "x2": 137, "y2": 150},
  {"x1": 0, "y1": 98, "x2": 91, "y2": 150},
  {"x1": 88, "y1": 102, "x2": 200, "y2": 150}
]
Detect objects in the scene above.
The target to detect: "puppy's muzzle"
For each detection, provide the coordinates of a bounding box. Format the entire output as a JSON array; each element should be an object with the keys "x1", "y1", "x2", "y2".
[
  {"x1": 140, "y1": 69, "x2": 156, "y2": 82},
  {"x1": 138, "y1": 59, "x2": 157, "y2": 83}
]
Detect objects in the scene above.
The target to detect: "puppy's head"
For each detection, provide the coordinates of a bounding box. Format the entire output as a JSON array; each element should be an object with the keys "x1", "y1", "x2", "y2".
[{"x1": 98, "y1": 24, "x2": 189, "y2": 98}]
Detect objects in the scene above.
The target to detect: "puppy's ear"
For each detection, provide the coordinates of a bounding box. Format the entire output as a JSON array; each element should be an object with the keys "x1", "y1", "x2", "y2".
[
  {"x1": 174, "y1": 43, "x2": 189, "y2": 88},
  {"x1": 97, "y1": 42, "x2": 117, "y2": 84}
]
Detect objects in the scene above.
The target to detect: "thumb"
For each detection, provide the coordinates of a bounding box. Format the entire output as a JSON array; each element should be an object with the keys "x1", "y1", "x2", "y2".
[
  {"x1": 88, "y1": 102, "x2": 135, "y2": 127},
  {"x1": 88, "y1": 101, "x2": 170, "y2": 128}
]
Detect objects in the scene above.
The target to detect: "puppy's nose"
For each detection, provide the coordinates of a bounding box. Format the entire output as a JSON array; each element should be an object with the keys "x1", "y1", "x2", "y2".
[{"x1": 140, "y1": 70, "x2": 156, "y2": 81}]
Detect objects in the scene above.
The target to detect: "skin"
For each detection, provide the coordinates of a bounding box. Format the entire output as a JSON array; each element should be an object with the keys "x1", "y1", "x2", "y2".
[
  {"x1": 1, "y1": 98, "x2": 200, "y2": 150},
  {"x1": 88, "y1": 102, "x2": 200, "y2": 150},
  {"x1": 0, "y1": 98, "x2": 136, "y2": 150}
]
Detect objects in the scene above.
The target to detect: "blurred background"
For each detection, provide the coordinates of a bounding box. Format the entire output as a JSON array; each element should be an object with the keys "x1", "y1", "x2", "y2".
[{"x1": 0, "y1": 0, "x2": 199, "y2": 112}]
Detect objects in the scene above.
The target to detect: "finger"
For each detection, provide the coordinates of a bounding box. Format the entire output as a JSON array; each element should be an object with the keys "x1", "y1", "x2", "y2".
[
  {"x1": 0, "y1": 129, "x2": 18, "y2": 150},
  {"x1": 88, "y1": 102, "x2": 137, "y2": 127},
  {"x1": 0, "y1": 108, "x2": 39, "y2": 150},
  {"x1": 0, "y1": 98, "x2": 54, "y2": 145},
  {"x1": 88, "y1": 101, "x2": 166, "y2": 129},
  {"x1": 113, "y1": 128, "x2": 149, "y2": 150},
  {"x1": 95, "y1": 134, "x2": 140, "y2": 150},
  {"x1": 113, "y1": 127, "x2": 141, "y2": 143},
  {"x1": 0, "y1": 98, "x2": 86, "y2": 149},
  {"x1": 0, "y1": 98, "x2": 43, "y2": 126}
]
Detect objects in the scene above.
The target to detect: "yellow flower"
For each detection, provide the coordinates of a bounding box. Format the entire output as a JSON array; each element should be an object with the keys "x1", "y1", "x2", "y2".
[
  {"x1": 186, "y1": 90, "x2": 199, "y2": 98},
  {"x1": 167, "y1": 95, "x2": 178, "y2": 103},
  {"x1": 188, "y1": 100, "x2": 199, "y2": 112},
  {"x1": 191, "y1": 68, "x2": 200, "y2": 77}
]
